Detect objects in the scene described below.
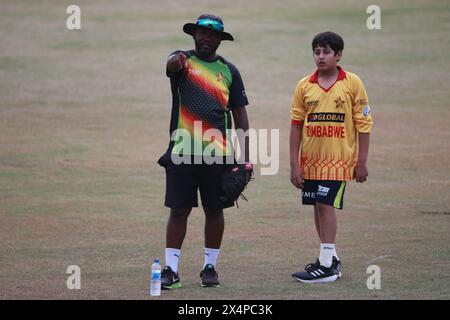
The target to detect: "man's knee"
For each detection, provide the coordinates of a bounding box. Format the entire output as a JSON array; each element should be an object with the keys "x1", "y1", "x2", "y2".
[
  {"x1": 170, "y1": 208, "x2": 192, "y2": 219},
  {"x1": 203, "y1": 207, "x2": 223, "y2": 217}
]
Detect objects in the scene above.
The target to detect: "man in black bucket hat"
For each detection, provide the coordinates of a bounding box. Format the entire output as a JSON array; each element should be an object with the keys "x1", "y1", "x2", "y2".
[
  {"x1": 183, "y1": 14, "x2": 234, "y2": 41},
  {"x1": 157, "y1": 14, "x2": 252, "y2": 289}
]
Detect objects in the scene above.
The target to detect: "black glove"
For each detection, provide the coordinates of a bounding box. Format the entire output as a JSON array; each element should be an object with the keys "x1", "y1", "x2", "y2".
[{"x1": 220, "y1": 162, "x2": 253, "y2": 204}]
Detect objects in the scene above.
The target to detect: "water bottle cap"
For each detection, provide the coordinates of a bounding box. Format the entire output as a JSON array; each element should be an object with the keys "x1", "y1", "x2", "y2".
[{"x1": 154, "y1": 259, "x2": 160, "y2": 263}]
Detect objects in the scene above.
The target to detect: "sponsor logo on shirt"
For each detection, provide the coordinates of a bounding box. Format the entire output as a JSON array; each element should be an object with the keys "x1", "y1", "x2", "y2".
[
  {"x1": 363, "y1": 105, "x2": 371, "y2": 117},
  {"x1": 188, "y1": 68, "x2": 202, "y2": 75},
  {"x1": 307, "y1": 113, "x2": 345, "y2": 123},
  {"x1": 306, "y1": 100, "x2": 320, "y2": 108}
]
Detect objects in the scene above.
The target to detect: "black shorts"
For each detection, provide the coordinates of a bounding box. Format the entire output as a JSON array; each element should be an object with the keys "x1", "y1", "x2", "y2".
[
  {"x1": 158, "y1": 153, "x2": 234, "y2": 210},
  {"x1": 301, "y1": 180, "x2": 347, "y2": 209}
]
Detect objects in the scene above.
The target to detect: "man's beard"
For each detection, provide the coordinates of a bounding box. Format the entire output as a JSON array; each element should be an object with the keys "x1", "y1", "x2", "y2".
[{"x1": 194, "y1": 39, "x2": 219, "y2": 59}]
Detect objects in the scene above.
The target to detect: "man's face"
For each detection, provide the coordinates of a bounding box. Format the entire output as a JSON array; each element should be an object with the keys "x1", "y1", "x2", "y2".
[
  {"x1": 194, "y1": 28, "x2": 221, "y2": 58},
  {"x1": 313, "y1": 45, "x2": 342, "y2": 71}
]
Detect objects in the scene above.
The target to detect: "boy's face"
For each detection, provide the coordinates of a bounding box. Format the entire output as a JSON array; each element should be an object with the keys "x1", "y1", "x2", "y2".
[{"x1": 313, "y1": 45, "x2": 342, "y2": 72}]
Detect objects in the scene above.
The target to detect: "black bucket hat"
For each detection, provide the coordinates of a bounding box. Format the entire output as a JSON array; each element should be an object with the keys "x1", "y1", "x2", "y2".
[{"x1": 183, "y1": 14, "x2": 234, "y2": 41}]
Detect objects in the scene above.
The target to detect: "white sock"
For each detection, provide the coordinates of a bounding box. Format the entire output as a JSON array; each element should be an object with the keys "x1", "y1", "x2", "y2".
[
  {"x1": 204, "y1": 248, "x2": 220, "y2": 268},
  {"x1": 165, "y1": 248, "x2": 181, "y2": 273},
  {"x1": 319, "y1": 243, "x2": 335, "y2": 268}
]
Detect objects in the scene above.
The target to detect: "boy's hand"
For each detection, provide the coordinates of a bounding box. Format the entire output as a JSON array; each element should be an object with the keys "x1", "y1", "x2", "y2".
[
  {"x1": 167, "y1": 52, "x2": 187, "y2": 73},
  {"x1": 290, "y1": 166, "x2": 304, "y2": 189},
  {"x1": 354, "y1": 161, "x2": 368, "y2": 183}
]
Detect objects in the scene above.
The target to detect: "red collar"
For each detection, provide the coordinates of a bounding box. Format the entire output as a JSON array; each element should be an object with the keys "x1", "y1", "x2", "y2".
[{"x1": 309, "y1": 66, "x2": 346, "y2": 92}]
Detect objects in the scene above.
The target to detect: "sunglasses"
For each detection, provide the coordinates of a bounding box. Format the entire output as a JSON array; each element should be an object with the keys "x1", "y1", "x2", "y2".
[{"x1": 196, "y1": 18, "x2": 224, "y2": 32}]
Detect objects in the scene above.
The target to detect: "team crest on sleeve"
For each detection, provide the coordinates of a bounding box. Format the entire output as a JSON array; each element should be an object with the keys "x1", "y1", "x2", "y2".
[{"x1": 363, "y1": 105, "x2": 371, "y2": 117}]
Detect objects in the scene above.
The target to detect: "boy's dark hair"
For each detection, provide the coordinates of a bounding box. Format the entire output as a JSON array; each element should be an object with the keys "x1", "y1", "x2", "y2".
[{"x1": 312, "y1": 32, "x2": 344, "y2": 54}]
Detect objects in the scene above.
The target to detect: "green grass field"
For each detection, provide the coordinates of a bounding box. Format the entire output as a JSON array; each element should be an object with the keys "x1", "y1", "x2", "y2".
[{"x1": 1, "y1": 0, "x2": 449, "y2": 299}]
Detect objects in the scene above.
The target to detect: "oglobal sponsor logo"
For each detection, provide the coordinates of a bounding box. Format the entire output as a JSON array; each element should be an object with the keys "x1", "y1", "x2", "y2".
[{"x1": 307, "y1": 113, "x2": 345, "y2": 123}]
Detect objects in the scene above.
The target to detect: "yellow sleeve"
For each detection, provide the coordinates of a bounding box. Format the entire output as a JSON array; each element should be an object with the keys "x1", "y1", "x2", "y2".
[
  {"x1": 291, "y1": 80, "x2": 306, "y2": 125},
  {"x1": 351, "y1": 75, "x2": 373, "y2": 133}
]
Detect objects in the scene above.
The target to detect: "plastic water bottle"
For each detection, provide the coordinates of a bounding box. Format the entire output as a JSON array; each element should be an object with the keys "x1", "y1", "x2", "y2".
[{"x1": 150, "y1": 259, "x2": 161, "y2": 296}]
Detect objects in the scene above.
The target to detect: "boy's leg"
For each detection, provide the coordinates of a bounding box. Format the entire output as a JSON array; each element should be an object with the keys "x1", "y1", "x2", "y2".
[
  {"x1": 292, "y1": 181, "x2": 343, "y2": 283},
  {"x1": 315, "y1": 203, "x2": 340, "y2": 274},
  {"x1": 314, "y1": 180, "x2": 345, "y2": 269},
  {"x1": 316, "y1": 202, "x2": 337, "y2": 244},
  {"x1": 315, "y1": 180, "x2": 346, "y2": 246},
  {"x1": 314, "y1": 205, "x2": 322, "y2": 242},
  {"x1": 292, "y1": 203, "x2": 340, "y2": 283},
  {"x1": 316, "y1": 203, "x2": 337, "y2": 268}
]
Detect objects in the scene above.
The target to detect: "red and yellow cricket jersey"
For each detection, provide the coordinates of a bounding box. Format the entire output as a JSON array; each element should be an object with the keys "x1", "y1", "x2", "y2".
[{"x1": 291, "y1": 67, "x2": 373, "y2": 181}]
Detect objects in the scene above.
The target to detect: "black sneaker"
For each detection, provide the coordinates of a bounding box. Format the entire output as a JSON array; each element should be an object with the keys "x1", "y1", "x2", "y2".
[
  {"x1": 332, "y1": 256, "x2": 342, "y2": 278},
  {"x1": 305, "y1": 259, "x2": 320, "y2": 271},
  {"x1": 292, "y1": 260, "x2": 339, "y2": 284},
  {"x1": 200, "y1": 264, "x2": 220, "y2": 287},
  {"x1": 161, "y1": 266, "x2": 181, "y2": 290},
  {"x1": 301, "y1": 257, "x2": 342, "y2": 277}
]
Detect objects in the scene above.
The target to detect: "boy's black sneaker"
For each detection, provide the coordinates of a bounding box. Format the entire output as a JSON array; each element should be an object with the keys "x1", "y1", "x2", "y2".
[
  {"x1": 300, "y1": 257, "x2": 342, "y2": 278},
  {"x1": 200, "y1": 264, "x2": 220, "y2": 287},
  {"x1": 161, "y1": 266, "x2": 181, "y2": 290},
  {"x1": 292, "y1": 261, "x2": 339, "y2": 284},
  {"x1": 305, "y1": 258, "x2": 320, "y2": 271}
]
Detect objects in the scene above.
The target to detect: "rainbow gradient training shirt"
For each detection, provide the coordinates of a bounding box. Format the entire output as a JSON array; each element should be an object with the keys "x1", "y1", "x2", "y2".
[{"x1": 167, "y1": 50, "x2": 248, "y2": 159}]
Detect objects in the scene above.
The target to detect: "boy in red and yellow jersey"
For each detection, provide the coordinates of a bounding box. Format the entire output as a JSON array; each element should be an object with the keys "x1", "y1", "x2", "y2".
[{"x1": 290, "y1": 32, "x2": 373, "y2": 283}]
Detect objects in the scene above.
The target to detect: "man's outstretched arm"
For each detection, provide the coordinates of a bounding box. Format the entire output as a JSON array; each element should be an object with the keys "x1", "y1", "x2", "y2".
[{"x1": 166, "y1": 52, "x2": 186, "y2": 74}]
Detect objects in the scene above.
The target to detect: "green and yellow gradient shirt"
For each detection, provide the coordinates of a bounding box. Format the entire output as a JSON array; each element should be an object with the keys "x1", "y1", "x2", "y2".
[{"x1": 167, "y1": 50, "x2": 248, "y2": 157}]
